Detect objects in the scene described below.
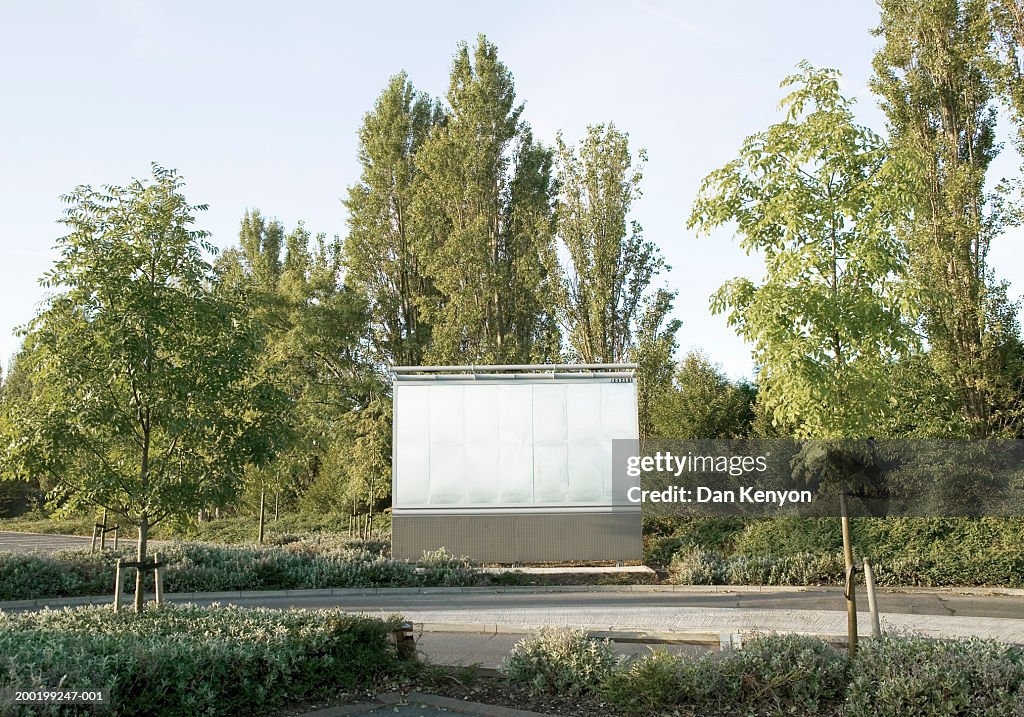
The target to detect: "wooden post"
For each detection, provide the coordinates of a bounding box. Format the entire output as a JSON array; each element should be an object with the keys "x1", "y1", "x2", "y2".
[
  {"x1": 863, "y1": 558, "x2": 881, "y2": 638},
  {"x1": 840, "y1": 492, "x2": 858, "y2": 657},
  {"x1": 91, "y1": 523, "x2": 98, "y2": 554},
  {"x1": 113, "y1": 558, "x2": 123, "y2": 613},
  {"x1": 154, "y1": 552, "x2": 163, "y2": 605},
  {"x1": 100, "y1": 508, "x2": 108, "y2": 550},
  {"x1": 274, "y1": 491, "x2": 280, "y2": 521},
  {"x1": 113, "y1": 527, "x2": 119, "y2": 550},
  {"x1": 258, "y1": 488, "x2": 266, "y2": 545}
]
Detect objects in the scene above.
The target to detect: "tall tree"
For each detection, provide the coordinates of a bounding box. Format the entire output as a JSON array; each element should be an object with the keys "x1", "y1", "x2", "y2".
[
  {"x1": 872, "y1": 0, "x2": 1016, "y2": 436},
  {"x1": 0, "y1": 166, "x2": 290, "y2": 610},
  {"x1": 689, "y1": 64, "x2": 914, "y2": 438},
  {"x1": 411, "y1": 35, "x2": 559, "y2": 364},
  {"x1": 344, "y1": 73, "x2": 440, "y2": 367},
  {"x1": 554, "y1": 123, "x2": 665, "y2": 363}
]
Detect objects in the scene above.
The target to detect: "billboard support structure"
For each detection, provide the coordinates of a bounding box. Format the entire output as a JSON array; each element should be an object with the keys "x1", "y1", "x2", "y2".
[{"x1": 390, "y1": 364, "x2": 641, "y2": 564}]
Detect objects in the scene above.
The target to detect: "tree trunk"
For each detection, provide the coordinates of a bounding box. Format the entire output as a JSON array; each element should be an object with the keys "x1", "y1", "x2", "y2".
[{"x1": 134, "y1": 512, "x2": 148, "y2": 613}]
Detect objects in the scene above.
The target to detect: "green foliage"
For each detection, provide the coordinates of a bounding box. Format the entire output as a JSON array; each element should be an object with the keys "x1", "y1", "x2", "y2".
[
  {"x1": 0, "y1": 604, "x2": 401, "y2": 717},
  {"x1": 873, "y1": 0, "x2": 1022, "y2": 438},
  {"x1": 502, "y1": 628, "x2": 621, "y2": 695},
  {"x1": 411, "y1": 34, "x2": 560, "y2": 364},
  {"x1": 0, "y1": 542, "x2": 482, "y2": 601},
  {"x1": 651, "y1": 350, "x2": 756, "y2": 438},
  {"x1": 642, "y1": 516, "x2": 746, "y2": 566},
  {"x1": 662, "y1": 517, "x2": 1024, "y2": 587},
  {"x1": 667, "y1": 547, "x2": 727, "y2": 585},
  {"x1": 690, "y1": 63, "x2": 914, "y2": 438},
  {"x1": 344, "y1": 72, "x2": 439, "y2": 367},
  {"x1": 554, "y1": 123, "x2": 665, "y2": 363},
  {"x1": 846, "y1": 635, "x2": 1024, "y2": 717},
  {"x1": 631, "y1": 289, "x2": 682, "y2": 441},
  {"x1": 602, "y1": 634, "x2": 848, "y2": 716},
  {"x1": 0, "y1": 165, "x2": 292, "y2": 612},
  {"x1": 417, "y1": 548, "x2": 477, "y2": 587}
]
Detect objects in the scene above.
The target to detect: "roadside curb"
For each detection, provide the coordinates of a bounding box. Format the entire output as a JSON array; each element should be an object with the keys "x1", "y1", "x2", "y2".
[{"x1": 2, "y1": 582, "x2": 1022, "y2": 611}]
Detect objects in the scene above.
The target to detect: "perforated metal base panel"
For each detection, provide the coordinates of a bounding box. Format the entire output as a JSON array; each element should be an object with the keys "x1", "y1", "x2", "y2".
[{"x1": 391, "y1": 512, "x2": 642, "y2": 563}]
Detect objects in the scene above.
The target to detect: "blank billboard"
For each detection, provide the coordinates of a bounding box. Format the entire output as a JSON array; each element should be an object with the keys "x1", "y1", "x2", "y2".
[{"x1": 392, "y1": 376, "x2": 638, "y2": 512}]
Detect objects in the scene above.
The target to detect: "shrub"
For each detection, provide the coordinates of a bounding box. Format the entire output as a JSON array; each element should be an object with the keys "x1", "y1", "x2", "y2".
[
  {"x1": 502, "y1": 628, "x2": 621, "y2": 694},
  {"x1": 667, "y1": 547, "x2": 725, "y2": 584},
  {"x1": 0, "y1": 604, "x2": 402, "y2": 716},
  {"x1": 602, "y1": 649, "x2": 694, "y2": 715},
  {"x1": 712, "y1": 633, "x2": 848, "y2": 715},
  {"x1": 418, "y1": 548, "x2": 477, "y2": 587},
  {"x1": 846, "y1": 635, "x2": 1024, "y2": 717},
  {"x1": 603, "y1": 634, "x2": 848, "y2": 716},
  {"x1": 0, "y1": 543, "x2": 475, "y2": 601}
]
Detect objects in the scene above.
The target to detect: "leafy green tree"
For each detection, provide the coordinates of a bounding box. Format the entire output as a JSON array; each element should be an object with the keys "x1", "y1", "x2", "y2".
[
  {"x1": 554, "y1": 123, "x2": 666, "y2": 363},
  {"x1": 219, "y1": 213, "x2": 387, "y2": 527},
  {"x1": 872, "y1": 0, "x2": 1021, "y2": 436},
  {"x1": 651, "y1": 351, "x2": 756, "y2": 439},
  {"x1": 689, "y1": 64, "x2": 914, "y2": 438},
  {"x1": 0, "y1": 166, "x2": 291, "y2": 610},
  {"x1": 344, "y1": 73, "x2": 441, "y2": 367},
  {"x1": 411, "y1": 35, "x2": 560, "y2": 364},
  {"x1": 631, "y1": 289, "x2": 682, "y2": 441}
]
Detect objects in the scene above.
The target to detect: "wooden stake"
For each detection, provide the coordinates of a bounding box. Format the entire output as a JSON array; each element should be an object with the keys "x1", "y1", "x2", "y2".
[
  {"x1": 113, "y1": 527, "x2": 119, "y2": 550},
  {"x1": 154, "y1": 551, "x2": 163, "y2": 605},
  {"x1": 258, "y1": 488, "x2": 266, "y2": 545},
  {"x1": 100, "y1": 508, "x2": 108, "y2": 550},
  {"x1": 91, "y1": 523, "x2": 98, "y2": 554},
  {"x1": 840, "y1": 492, "x2": 858, "y2": 657},
  {"x1": 113, "y1": 558, "x2": 123, "y2": 613},
  {"x1": 863, "y1": 558, "x2": 881, "y2": 638}
]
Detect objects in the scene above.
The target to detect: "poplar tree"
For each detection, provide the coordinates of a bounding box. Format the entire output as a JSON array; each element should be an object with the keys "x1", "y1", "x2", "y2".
[
  {"x1": 344, "y1": 73, "x2": 440, "y2": 367},
  {"x1": 555, "y1": 123, "x2": 666, "y2": 363},
  {"x1": 872, "y1": 0, "x2": 1018, "y2": 436},
  {"x1": 411, "y1": 35, "x2": 559, "y2": 364}
]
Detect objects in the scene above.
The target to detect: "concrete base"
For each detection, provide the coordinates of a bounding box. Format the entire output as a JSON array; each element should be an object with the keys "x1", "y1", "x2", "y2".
[{"x1": 391, "y1": 512, "x2": 642, "y2": 563}]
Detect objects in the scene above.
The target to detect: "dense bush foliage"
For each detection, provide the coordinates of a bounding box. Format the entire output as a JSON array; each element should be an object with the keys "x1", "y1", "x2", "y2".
[
  {"x1": 508, "y1": 630, "x2": 1021, "y2": 716},
  {"x1": 659, "y1": 517, "x2": 1024, "y2": 588},
  {"x1": 0, "y1": 604, "x2": 401, "y2": 716},
  {"x1": 0, "y1": 541, "x2": 479, "y2": 601},
  {"x1": 846, "y1": 635, "x2": 1024, "y2": 717},
  {"x1": 604, "y1": 634, "x2": 847, "y2": 716},
  {"x1": 502, "y1": 628, "x2": 622, "y2": 695}
]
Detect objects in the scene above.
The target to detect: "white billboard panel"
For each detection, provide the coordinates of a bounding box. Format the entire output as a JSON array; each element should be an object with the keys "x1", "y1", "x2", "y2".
[{"x1": 392, "y1": 372, "x2": 638, "y2": 513}]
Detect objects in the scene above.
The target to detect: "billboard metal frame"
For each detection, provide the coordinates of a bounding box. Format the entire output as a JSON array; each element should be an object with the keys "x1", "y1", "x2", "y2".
[{"x1": 389, "y1": 364, "x2": 641, "y2": 563}]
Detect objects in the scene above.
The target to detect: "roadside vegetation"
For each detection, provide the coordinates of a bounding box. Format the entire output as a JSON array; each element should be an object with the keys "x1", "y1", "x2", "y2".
[
  {"x1": 646, "y1": 516, "x2": 1024, "y2": 588},
  {"x1": 497, "y1": 630, "x2": 1024, "y2": 717},
  {"x1": 0, "y1": 604, "x2": 403, "y2": 717}
]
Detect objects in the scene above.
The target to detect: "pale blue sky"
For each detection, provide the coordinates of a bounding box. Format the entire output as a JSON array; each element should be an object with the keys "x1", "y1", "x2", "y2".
[{"x1": 2, "y1": 1, "x2": 1022, "y2": 380}]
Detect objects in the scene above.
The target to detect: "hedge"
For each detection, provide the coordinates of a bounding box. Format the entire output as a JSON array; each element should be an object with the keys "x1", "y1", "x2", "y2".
[
  {"x1": 507, "y1": 630, "x2": 1024, "y2": 717},
  {"x1": 0, "y1": 540, "x2": 478, "y2": 601},
  {"x1": 0, "y1": 604, "x2": 402, "y2": 716}
]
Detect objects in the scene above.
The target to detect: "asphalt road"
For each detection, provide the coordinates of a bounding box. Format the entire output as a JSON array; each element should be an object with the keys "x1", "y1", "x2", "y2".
[
  {"x1": 2, "y1": 530, "x2": 1020, "y2": 620},
  {"x1": 171, "y1": 585, "x2": 1022, "y2": 620}
]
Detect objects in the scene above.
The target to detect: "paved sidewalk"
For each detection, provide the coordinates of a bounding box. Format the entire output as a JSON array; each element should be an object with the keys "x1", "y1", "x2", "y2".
[{"x1": 378, "y1": 604, "x2": 1024, "y2": 644}]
